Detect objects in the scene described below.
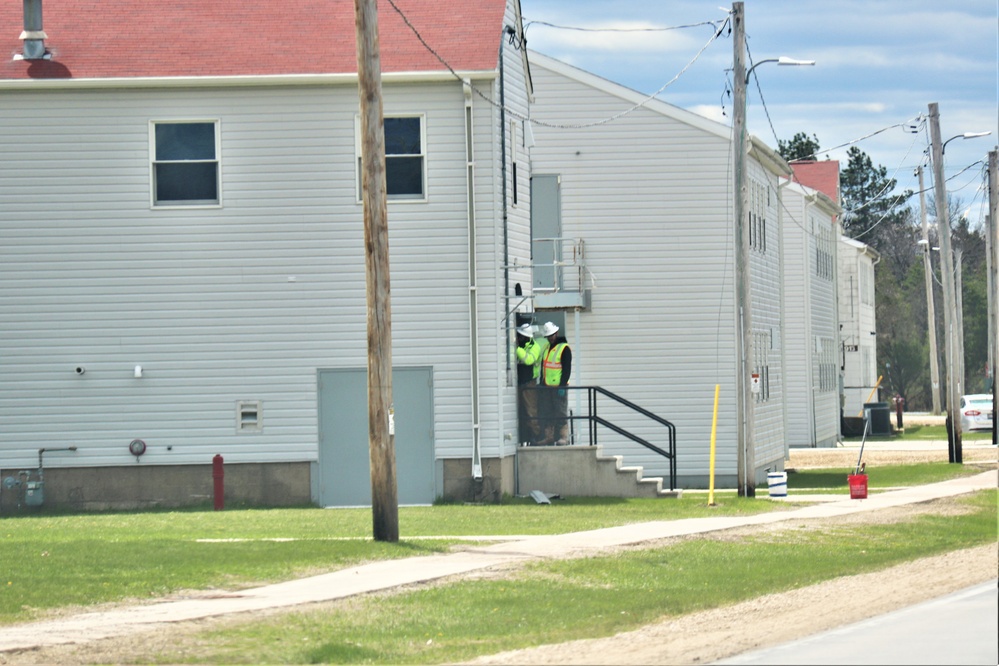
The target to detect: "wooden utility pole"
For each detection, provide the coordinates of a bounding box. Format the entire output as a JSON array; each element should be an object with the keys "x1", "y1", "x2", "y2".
[
  {"x1": 988, "y1": 149, "x2": 998, "y2": 446},
  {"x1": 732, "y1": 2, "x2": 755, "y2": 497},
  {"x1": 927, "y1": 103, "x2": 962, "y2": 463},
  {"x1": 355, "y1": 0, "x2": 398, "y2": 541},
  {"x1": 916, "y1": 166, "x2": 942, "y2": 414}
]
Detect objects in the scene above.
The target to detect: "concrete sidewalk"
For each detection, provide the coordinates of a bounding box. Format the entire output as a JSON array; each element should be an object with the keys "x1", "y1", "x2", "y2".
[{"x1": 0, "y1": 470, "x2": 995, "y2": 654}]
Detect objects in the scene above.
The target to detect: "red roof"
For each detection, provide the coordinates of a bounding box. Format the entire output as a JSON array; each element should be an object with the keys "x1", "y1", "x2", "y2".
[
  {"x1": 1, "y1": 0, "x2": 508, "y2": 80},
  {"x1": 789, "y1": 160, "x2": 840, "y2": 203}
]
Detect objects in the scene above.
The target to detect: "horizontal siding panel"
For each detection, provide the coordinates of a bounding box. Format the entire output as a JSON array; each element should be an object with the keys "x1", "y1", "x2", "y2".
[
  {"x1": 0, "y1": 75, "x2": 519, "y2": 470},
  {"x1": 531, "y1": 58, "x2": 789, "y2": 478}
]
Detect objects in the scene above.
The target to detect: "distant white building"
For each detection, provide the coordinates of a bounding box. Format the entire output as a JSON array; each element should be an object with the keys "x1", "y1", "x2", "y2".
[
  {"x1": 838, "y1": 237, "x2": 881, "y2": 416},
  {"x1": 526, "y1": 52, "x2": 793, "y2": 489},
  {"x1": 779, "y1": 181, "x2": 841, "y2": 448}
]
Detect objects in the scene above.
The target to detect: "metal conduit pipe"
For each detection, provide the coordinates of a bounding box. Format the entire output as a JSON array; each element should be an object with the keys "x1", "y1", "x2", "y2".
[
  {"x1": 464, "y1": 79, "x2": 482, "y2": 481},
  {"x1": 21, "y1": 0, "x2": 47, "y2": 60}
]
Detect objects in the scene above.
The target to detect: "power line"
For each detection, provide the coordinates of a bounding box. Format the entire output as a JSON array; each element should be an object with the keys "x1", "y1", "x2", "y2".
[
  {"x1": 841, "y1": 129, "x2": 922, "y2": 216},
  {"x1": 528, "y1": 18, "x2": 729, "y2": 129},
  {"x1": 524, "y1": 18, "x2": 725, "y2": 33},
  {"x1": 797, "y1": 116, "x2": 925, "y2": 162},
  {"x1": 745, "y1": 43, "x2": 781, "y2": 146},
  {"x1": 384, "y1": 0, "x2": 729, "y2": 130}
]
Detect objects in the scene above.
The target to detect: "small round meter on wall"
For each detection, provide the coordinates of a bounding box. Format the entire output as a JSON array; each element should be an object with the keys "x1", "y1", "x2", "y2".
[{"x1": 129, "y1": 439, "x2": 147, "y2": 459}]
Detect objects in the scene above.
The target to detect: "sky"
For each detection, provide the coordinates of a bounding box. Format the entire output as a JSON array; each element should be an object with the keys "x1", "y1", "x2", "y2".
[{"x1": 520, "y1": 0, "x2": 998, "y2": 226}]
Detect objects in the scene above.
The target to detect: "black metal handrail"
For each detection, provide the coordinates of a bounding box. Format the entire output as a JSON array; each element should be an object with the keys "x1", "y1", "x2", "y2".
[{"x1": 524, "y1": 385, "x2": 676, "y2": 490}]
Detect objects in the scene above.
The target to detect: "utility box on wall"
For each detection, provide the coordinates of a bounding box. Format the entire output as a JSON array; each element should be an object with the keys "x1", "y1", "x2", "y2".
[{"x1": 24, "y1": 480, "x2": 43, "y2": 506}]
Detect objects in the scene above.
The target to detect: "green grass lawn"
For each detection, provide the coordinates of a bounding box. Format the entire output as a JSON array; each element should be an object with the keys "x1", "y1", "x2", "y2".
[
  {"x1": 106, "y1": 490, "x2": 999, "y2": 664},
  {"x1": 787, "y1": 461, "x2": 986, "y2": 493},
  {"x1": 1, "y1": 463, "x2": 995, "y2": 664},
  {"x1": 0, "y1": 494, "x2": 786, "y2": 625}
]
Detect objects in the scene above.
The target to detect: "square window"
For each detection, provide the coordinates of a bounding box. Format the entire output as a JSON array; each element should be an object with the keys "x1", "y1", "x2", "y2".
[
  {"x1": 357, "y1": 115, "x2": 425, "y2": 201},
  {"x1": 151, "y1": 121, "x2": 220, "y2": 206}
]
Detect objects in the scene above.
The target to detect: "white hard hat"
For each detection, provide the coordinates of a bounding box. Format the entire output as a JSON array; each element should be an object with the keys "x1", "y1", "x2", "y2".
[
  {"x1": 541, "y1": 321, "x2": 559, "y2": 337},
  {"x1": 516, "y1": 323, "x2": 534, "y2": 338}
]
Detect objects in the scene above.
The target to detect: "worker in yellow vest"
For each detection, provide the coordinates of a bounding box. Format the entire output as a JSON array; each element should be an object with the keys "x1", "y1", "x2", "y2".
[
  {"x1": 539, "y1": 321, "x2": 572, "y2": 445},
  {"x1": 515, "y1": 322, "x2": 548, "y2": 445}
]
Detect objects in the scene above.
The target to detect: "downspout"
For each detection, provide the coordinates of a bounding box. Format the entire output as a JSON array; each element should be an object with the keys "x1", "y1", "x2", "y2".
[
  {"x1": 499, "y1": 33, "x2": 512, "y2": 388},
  {"x1": 777, "y1": 179, "x2": 790, "y2": 456},
  {"x1": 464, "y1": 80, "x2": 482, "y2": 481},
  {"x1": 804, "y1": 191, "x2": 818, "y2": 447}
]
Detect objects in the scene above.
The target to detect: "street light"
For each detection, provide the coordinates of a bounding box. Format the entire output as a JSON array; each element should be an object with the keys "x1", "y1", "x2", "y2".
[
  {"x1": 942, "y1": 131, "x2": 991, "y2": 154},
  {"x1": 746, "y1": 56, "x2": 816, "y2": 80},
  {"x1": 732, "y1": 1, "x2": 813, "y2": 496}
]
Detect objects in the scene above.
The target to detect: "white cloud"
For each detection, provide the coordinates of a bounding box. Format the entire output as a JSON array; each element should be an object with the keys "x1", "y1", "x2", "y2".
[
  {"x1": 523, "y1": 0, "x2": 996, "y2": 186},
  {"x1": 688, "y1": 104, "x2": 728, "y2": 124}
]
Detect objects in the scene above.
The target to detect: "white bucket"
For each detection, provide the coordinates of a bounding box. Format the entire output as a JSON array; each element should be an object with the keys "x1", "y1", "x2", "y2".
[{"x1": 767, "y1": 471, "x2": 787, "y2": 497}]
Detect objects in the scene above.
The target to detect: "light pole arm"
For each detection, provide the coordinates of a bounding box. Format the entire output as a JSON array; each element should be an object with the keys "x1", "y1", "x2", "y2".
[
  {"x1": 744, "y1": 56, "x2": 815, "y2": 83},
  {"x1": 942, "y1": 131, "x2": 991, "y2": 155}
]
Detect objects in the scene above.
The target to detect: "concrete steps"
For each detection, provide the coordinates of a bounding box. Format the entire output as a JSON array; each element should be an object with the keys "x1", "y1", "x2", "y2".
[{"x1": 517, "y1": 445, "x2": 680, "y2": 499}]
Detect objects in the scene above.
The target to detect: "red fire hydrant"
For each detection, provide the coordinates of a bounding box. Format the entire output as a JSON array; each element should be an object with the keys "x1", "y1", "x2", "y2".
[{"x1": 212, "y1": 454, "x2": 224, "y2": 511}]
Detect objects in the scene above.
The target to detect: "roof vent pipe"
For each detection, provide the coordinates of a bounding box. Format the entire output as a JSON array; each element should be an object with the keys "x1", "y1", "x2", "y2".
[{"x1": 20, "y1": 0, "x2": 48, "y2": 60}]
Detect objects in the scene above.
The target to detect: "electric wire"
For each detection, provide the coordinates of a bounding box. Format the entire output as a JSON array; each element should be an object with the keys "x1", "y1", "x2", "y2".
[
  {"x1": 523, "y1": 18, "x2": 725, "y2": 33},
  {"x1": 745, "y1": 42, "x2": 781, "y2": 147},
  {"x1": 797, "y1": 117, "x2": 925, "y2": 162},
  {"x1": 389, "y1": 1, "x2": 993, "y2": 256},
  {"x1": 384, "y1": 0, "x2": 729, "y2": 129},
  {"x1": 522, "y1": 17, "x2": 730, "y2": 129},
  {"x1": 840, "y1": 128, "x2": 922, "y2": 216}
]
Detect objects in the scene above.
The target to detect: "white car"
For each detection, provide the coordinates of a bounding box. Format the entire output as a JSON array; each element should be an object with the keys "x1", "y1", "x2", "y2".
[{"x1": 959, "y1": 394, "x2": 994, "y2": 432}]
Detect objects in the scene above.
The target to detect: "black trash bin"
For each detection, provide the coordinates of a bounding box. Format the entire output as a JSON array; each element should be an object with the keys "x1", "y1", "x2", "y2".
[{"x1": 863, "y1": 402, "x2": 892, "y2": 435}]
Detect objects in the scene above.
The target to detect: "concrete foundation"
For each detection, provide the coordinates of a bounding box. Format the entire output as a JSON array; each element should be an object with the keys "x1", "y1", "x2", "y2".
[
  {"x1": 516, "y1": 445, "x2": 680, "y2": 499},
  {"x1": 441, "y1": 456, "x2": 515, "y2": 503},
  {"x1": 0, "y1": 462, "x2": 311, "y2": 513}
]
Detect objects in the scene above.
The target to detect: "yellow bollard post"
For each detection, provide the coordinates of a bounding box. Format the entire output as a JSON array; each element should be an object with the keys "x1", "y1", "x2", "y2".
[{"x1": 708, "y1": 384, "x2": 720, "y2": 506}]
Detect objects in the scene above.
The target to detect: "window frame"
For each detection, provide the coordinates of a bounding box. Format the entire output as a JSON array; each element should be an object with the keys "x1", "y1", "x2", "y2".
[
  {"x1": 749, "y1": 179, "x2": 768, "y2": 253},
  {"x1": 149, "y1": 119, "x2": 222, "y2": 209},
  {"x1": 813, "y1": 215, "x2": 835, "y2": 280},
  {"x1": 355, "y1": 113, "x2": 427, "y2": 203}
]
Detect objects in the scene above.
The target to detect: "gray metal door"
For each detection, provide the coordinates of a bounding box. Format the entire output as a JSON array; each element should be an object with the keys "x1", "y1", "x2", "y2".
[
  {"x1": 531, "y1": 174, "x2": 562, "y2": 291},
  {"x1": 317, "y1": 367, "x2": 434, "y2": 506}
]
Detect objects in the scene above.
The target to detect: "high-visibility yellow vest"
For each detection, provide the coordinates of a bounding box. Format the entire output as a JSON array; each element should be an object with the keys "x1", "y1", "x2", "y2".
[
  {"x1": 531, "y1": 338, "x2": 549, "y2": 379},
  {"x1": 516, "y1": 338, "x2": 550, "y2": 380},
  {"x1": 542, "y1": 342, "x2": 568, "y2": 386}
]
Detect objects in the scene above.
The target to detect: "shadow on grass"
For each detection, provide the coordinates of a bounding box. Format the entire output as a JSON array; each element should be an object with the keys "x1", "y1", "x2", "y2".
[{"x1": 787, "y1": 469, "x2": 850, "y2": 490}]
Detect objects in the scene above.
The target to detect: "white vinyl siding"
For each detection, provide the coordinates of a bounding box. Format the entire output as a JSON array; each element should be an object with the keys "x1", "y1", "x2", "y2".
[
  {"x1": 781, "y1": 183, "x2": 840, "y2": 448},
  {"x1": 0, "y1": 77, "x2": 518, "y2": 470},
  {"x1": 529, "y1": 54, "x2": 787, "y2": 484},
  {"x1": 838, "y1": 237, "x2": 879, "y2": 415}
]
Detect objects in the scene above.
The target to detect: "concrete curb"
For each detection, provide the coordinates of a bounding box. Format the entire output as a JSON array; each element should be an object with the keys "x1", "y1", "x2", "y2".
[{"x1": 0, "y1": 470, "x2": 995, "y2": 653}]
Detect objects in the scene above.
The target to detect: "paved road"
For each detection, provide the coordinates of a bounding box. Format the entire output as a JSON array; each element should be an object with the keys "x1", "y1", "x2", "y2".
[{"x1": 718, "y1": 579, "x2": 998, "y2": 665}]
